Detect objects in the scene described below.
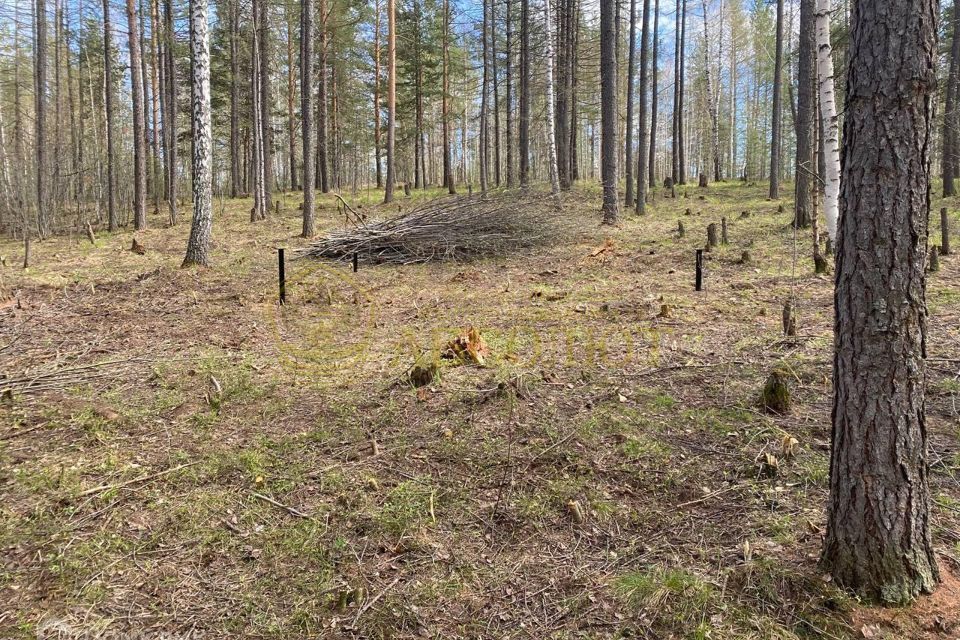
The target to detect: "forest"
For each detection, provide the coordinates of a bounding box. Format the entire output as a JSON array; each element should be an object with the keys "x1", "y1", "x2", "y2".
[{"x1": 0, "y1": 0, "x2": 958, "y2": 635}]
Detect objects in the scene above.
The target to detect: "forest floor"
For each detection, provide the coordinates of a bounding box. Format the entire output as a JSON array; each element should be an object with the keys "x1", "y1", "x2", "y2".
[{"x1": 2, "y1": 182, "x2": 960, "y2": 639}]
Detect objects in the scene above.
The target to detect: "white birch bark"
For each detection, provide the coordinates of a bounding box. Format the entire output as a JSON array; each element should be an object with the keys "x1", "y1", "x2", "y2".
[
  {"x1": 183, "y1": 0, "x2": 213, "y2": 267},
  {"x1": 543, "y1": 0, "x2": 561, "y2": 202},
  {"x1": 815, "y1": 0, "x2": 840, "y2": 242}
]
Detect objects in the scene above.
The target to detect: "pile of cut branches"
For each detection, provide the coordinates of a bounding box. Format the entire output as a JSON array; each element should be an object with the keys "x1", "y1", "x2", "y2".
[{"x1": 299, "y1": 190, "x2": 565, "y2": 265}]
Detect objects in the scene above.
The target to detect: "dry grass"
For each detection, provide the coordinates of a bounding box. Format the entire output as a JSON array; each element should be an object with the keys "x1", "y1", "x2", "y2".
[{"x1": 2, "y1": 182, "x2": 960, "y2": 639}]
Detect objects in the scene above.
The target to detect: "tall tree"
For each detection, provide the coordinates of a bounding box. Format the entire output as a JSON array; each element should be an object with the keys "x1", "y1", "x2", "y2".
[
  {"x1": 944, "y1": 2, "x2": 960, "y2": 197},
  {"x1": 599, "y1": 0, "x2": 618, "y2": 222},
  {"x1": 318, "y1": 0, "x2": 330, "y2": 193},
  {"x1": 442, "y1": 0, "x2": 455, "y2": 193},
  {"x1": 793, "y1": 0, "x2": 815, "y2": 228},
  {"x1": 373, "y1": 0, "x2": 383, "y2": 188},
  {"x1": 286, "y1": 0, "x2": 298, "y2": 191},
  {"x1": 768, "y1": 0, "x2": 784, "y2": 198},
  {"x1": 301, "y1": 0, "x2": 315, "y2": 236},
  {"x1": 383, "y1": 0, "x2": 396, "y2": 203},
  {"x1": 648, "y1": 0, "x2": 659, "y2": 189},
  {"x1": 518, "y1": 0, "x2": 530, "y2": 186},
  {"x1": 480, "y1": 0, "x2": 490, "y2": 192},
  {"x1": 163, "y1": 0, "x2": 177, "y2": 224},
  {"x1": 183, "y1": 0, "x2": 213, "y2": 266},
  {"x1": 821, "y1": 0, "x2": 939, "y2": 602},
  {"x1": 815, "y1": 0, "x2": 840, "y2": 241},
  {"x1": 543, "y1": 0, "x2": 560, "y2": 200},
  {"x1": 625, "y1": 0, "x2": 638, "y2": 207},
  {"x1": 677, "y1": 0, "x2": 686, "y2": 184},
  {"x1": 251, "y1": 0, "x2": 268, "y2": 221},
  {"x1": 635, "y1": 0, "x2": 650, "y2": 213},
  {"x1": 103, "y1": 0, "x2": 118, "y2": 231},
  {"x1": 505, "y1": 0, "x2": 514, "y2": 187},
  {"x1": 701, "y1": 0, "x2": 721, "y2": 183},
  {"x1": 127, "y1": 0, "x2": 147, "y2": 230},
  {"x1": 671, "y1": 0, "x2": 680, "y2": 184},
  {"x1": 35, "y1": 0, "x2": 49, "y2": 238}
]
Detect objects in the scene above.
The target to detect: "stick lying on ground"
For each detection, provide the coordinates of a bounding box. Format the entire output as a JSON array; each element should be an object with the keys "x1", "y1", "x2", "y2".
[{"x1": 298, "y1": 190, "x2": 567, "y2": 265}]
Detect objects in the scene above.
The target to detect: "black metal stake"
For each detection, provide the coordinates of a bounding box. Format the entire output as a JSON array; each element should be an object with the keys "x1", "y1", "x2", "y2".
[
  {"x1": 278, "y1": 248, "x2": 286, "y2": 305},
  {"x1": 352, "y1": 252, "x2": 359, "y2": 272},
  {"x1": 695, "y1": 249, "x2": 704, "y2": 291}
]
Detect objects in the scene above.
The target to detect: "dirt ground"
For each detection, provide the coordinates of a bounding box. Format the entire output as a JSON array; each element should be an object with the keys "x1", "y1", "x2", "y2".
[{"x1": 2, "y1": 183, "x2": 960, "y2": 639}]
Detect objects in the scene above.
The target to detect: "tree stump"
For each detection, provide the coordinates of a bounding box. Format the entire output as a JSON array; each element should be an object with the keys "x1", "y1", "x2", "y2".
[
  {"x1": 678, "y1": 221, "x2": 685, "y2": 238},
  {"x1": 761, "y1": 370, "x2": 791, "y2": 414},
  {"x1": 815, "y1": 254, "x2": 830, "y2": 274},
  {"x1": 706, "y1": 224, "x2": 718, "y2": 251},
  {"x1": 86, "y1": 222, "x2": 97, "y2": 245},
  {"x1": 941, "y1": 207, "x2": 951, "y2": 256},
  {"x1": 721, "y1": 217, "x2": 729, "y2": 244},
  {"x1": 685, "y1": 208, "x2": 692, "y2": 216},
  {"x1": 663, "y1": 177, "x2": 673, "y2": 189},
  {"x1": 404, "y1": 183, "x2": 412, "y2": 197},
  {"x1": 739, "y1": 250, "x2": 752, "y2": 265},
  {"x1": 739, "y1": 210, "x2": 750, "y2": 219},
  {"x1": 777, "y1": 204, "x2": 784, "y2": 213},
  {"x1": 929, "y1": 248, "x2": 940, "y2": 272},
  {"x1": 782, "y1": 300, "x2": 797, "y2": 336},
  {"x1": 698, "y1": 173, "x2": 708, "y2": 188}
]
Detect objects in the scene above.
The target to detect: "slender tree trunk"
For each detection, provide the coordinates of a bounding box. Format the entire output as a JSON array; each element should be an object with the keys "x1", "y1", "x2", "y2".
[
  {"x1": 821, "y1": 0, "x2": 939, "y2": 602},
  {"x1": 383, "y1": 0, "x2": 396, "y2": 203},
  {"x1": 183, "y1": 0, "x2": 213, "y2": 266},
  {"x1": 480, "y1": 0, "x2": 490, "y2": 192},
  {"x1": 569, "y1": 4, "x2": 580, "y2": 182},
  {"x1": 727, "y1": 15, "x2": 736, "y2": 180},
  {"x1": 286, "y1": 0, "x2": 297, "y2": 191},
  {"x1": 625, "y1": 0, "x2": 637, "y2": 207},
  {"x1": 944, "y1": 2, "x2": 960, "y2": 197},
  {"x1": 648, "y1": 0, "x2": 659, "y2": 189},
  {"x1": 519, "y1": 0, "x2": 530, "y2": 186},
  {"x1": 599, "y1": 0, "x2": 618, "y2": 222},
  {"x1": 102, "y1": 0, "x2": 117, "y2": 231},
  {"x1": 373, "y1": 0, "x2": 383, "y2": 188},
  {"x1": 35, "y1": 0, "x2": 49, "y2": 239},
  {"x1": 251, "y1": 0, "x2": 267, "y2": 221},
  {"x1": 816, "y1": 0, "x2": 840, "y2": 241},
  {"x1": 677, "y1": 0, "x2": 686, "y2": 184},
  {"x1": 150, "y1": 0, "x2": 162, "y2": 212},
  {"x1": 301, "y1": 0, "x2": 315, "y2": 236},
  {"x1": 769, "y1": 0, "x2": 784, "y2": 198},
  {"x1": 491, "y1": 0, "x2": 501, "y2": 186},
  {"x1": 229, "y1": 0, "x2": 240, "y2": 197},
  {"x1": 671, "y1": 0, "x2": 680, "y2": 184},
  {"x1": 260, "y1": 0, "x2": 273, "y2": 209},
  {"x1": 505, "y1": 0, "x2": 514, "y2": 187},
  {"x1": 127, "y1": 0, "x2": 147, "y2": 230},
  {"x1": 793, "y1": 0, "x2": 815, "y2": 228},
  {"x1": 544, "y1": 0, "x2": 560, "y2": 201},
  {"x1": 442, "y1": 0, "x2": 455, "y2": 193},
  {"x1": 316, "y1": 0, "x2": 329, "y2": 193},
  {"x1": 635, "y1": 0, "x2": 650, "y2": 213},
  {"x1": 164, "y1": 0, "x2": 177, "y2": 224}
]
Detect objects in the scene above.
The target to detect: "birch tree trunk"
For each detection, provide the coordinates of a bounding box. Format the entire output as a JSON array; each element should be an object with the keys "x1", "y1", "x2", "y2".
[
  {"x1": 821, "y1": 0, "x2": 939, "y2": 602},
  {"x1": 769, "y1": 0, "x2": 784, "y2": 198},
  {"x1": 518, "y1": 0, "x2": 530, "y2": 186},
  {"x1": 635, "y1": 0, "x2": 650, "y2": 213},
  {"x1": 183, "y1": 0, "x2": 212, "y2": 267},
  {"x1": 624, "y1": 0, "x2": 637, "y2": 207},
  {"x1": 383, "y1": 0, "x2": 396, "y2": 203},
  {"x1": 815, "y1": 0, "x2": 840, "y2": 241},
  {"x1": 544, "y1": 0, "x2": 561, "y2": 202},
  {"x1": 648, "y1": 0, "x2": 659, "y2": 190}
]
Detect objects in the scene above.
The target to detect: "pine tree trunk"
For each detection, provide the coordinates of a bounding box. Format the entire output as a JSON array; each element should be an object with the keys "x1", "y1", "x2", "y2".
[
  {"x1": 150, "y1": 0, "x2": 162, "y2": 212},
  {"x1": 769, "y1": 0, "x2": 784, "y2": 198},
  {"x1": 183, "y1": 0, "x2": 213, "y2": 267},
  {"x1": 164, "y1": 0, "x2": 177, "y2": 224},
  {"x1": 301, "y1": 0, "x2": 314, "y2": 236},
  {"x1": 648, "y1": 0, "x2": 659, "y2": 189},
  {"x1": 599, "y1": 0, "x2": 618, "y2": 222},
  {"x1": 491, "y1": 0, "x2": 501, "y2": 187},
  {"x1": 102, "y1": 0, "x2": 117, "y2": 232},
  {"x1": 286, "y1": 2, "x2": 297, "y2": 191},
  {"x1": 815, "y1": 0, "x2": 840, "y2": 241},
  {"x1": 944, "y1": 2, "x2": 960, "y2": 197},
  {"x1": 480, "y1": 0, "x2": 490, "y2": 192},
  {"x1": 518, "y1": 0, "x2": 530, "y2": 186},
  {"x1": 373, "y1": 0, "x2": 383, "y2": 189},
  {"x1": 127, "y1": 0, "x2": 147, "y2": 230},
  {"x1": 259, "y1": 0, "x2": 272, "y2": 209},
  {"x1": 229, "y1": 0, "x2": 240, "y2": 197},
  {"x1": 635, "y1": 0, "x2": 650, "y2": 213},
  {"x1": 383, "y1": 0, "x2": 396, "y2": 203},
  {"x1": 793, "y1": 0, "x2": 815, "y2": 228},
  {"x1": 624, "y1": 0, "x2": 637, "y2": 207},
  {"x1": 505, "y1": 0, "x2": 513, "y2": 187},
  {"x1": 671, "y1": 0, "x2": 680, "y2": 184},
  {"x1": 677, "y1": 0, "x2": 686, "y2": 184},
  {"x1": 442, "y1": 0, "x2": 455, "y2": 194},
  {"x1": 821, "y1": 0, "x2": 939, "y2": 603}
]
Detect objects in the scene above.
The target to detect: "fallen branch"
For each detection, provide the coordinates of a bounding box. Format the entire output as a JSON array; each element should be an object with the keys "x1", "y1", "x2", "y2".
[
  {"x1": 78, "y1": 461, "x2": 200, "y2": 497},
  {"x1": 251, "y1": 491, "x2": 313, "y2": 519}
]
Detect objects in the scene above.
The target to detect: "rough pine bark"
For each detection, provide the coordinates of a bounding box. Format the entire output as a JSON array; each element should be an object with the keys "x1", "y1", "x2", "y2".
[
  {"x1": 373, "y1": 0, "x2": 382, "y2": 188},
  {"x1": 599, "y1": 0, "x2": 618, "y2": 222},
  {"x1": 318, "y1": 0, "x2": 329, "y2": 193},
  {"x1": 127, "y1": 0, "x2": 147, "y2": 230},
  {"x1": 677, "y1": 0, "x2": 686, "y2": 184},
  {"x1": 163, "y1": 0, "x2": 177, "y2": 224},
  {"x1": 821, "y1": 0, "x2": 940, "y2": 603},
  {"x1": 442, "y1": 0, "x2": 455, "y2": 194},
  {"x1": 35, "y1": 0, "x2": 49, "y2": 237},
  {"x1": 183, "y1": 0, "x2": 213, "y2": 267},
  {"x1": 102, "y1": 0, "x2": 118, "y2": 232},
  {"x1": 505, "y1": 0, "x2": 513, "y2": 187},
  {"x1": 543, "y1": 0, "x2": 561, "y2": 201}
]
